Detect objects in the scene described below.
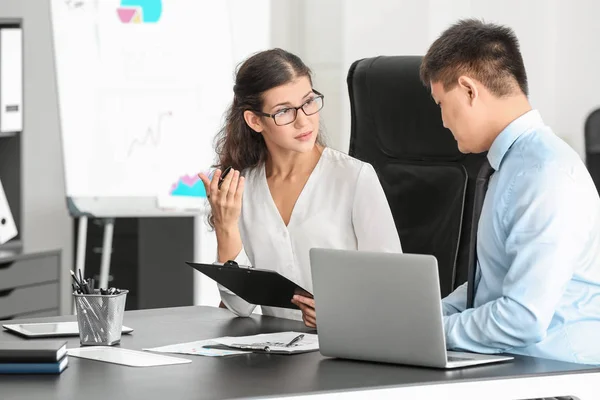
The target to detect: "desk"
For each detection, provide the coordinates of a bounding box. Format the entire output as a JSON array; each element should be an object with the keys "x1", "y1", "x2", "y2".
[{"x1": 1, "y1": 306, "x2": 598, "y2": 400}]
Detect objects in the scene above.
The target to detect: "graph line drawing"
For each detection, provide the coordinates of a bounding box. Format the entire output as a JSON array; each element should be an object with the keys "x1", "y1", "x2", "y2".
[
  {"x1": 64, "y1": 0, "x2": 86, "y2": 9},
  {"x1": 127, "y1": 111, "x2": 172, "y2": 157}
]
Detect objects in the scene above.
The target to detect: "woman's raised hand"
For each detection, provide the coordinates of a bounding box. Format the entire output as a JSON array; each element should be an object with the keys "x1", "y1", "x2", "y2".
[{"x1": 198, "y1": 168, "x2": 245, "y2": 230}]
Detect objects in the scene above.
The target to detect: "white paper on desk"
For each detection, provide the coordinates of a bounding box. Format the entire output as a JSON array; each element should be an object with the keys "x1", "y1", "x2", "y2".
[
  {"x1": 213, "y1": 331, "x2": 319, "y2": 354},
  {"x1": 67, "y1": 347, "x2": 192, "y2": 367},
  {"x1": 0, "y1": 180, "x2": 17, "y2": 245},
  {"x1": 143, "y1": 339, "x2": 247, "y2": 357}
]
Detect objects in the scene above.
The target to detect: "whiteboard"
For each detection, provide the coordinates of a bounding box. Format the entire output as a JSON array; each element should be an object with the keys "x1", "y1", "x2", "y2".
[{"x1": 50, "y1": 0, "x2": 270, "y2": 217}]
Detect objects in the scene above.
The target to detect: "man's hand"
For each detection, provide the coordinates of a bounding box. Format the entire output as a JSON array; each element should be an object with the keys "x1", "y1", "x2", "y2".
[{"x1": 292, "y1": 295, "x2": 316, "y2": 328}]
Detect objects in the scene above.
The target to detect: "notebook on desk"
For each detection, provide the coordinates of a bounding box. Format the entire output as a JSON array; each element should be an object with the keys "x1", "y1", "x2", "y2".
[
  {"x1": 0, "y1": 356, "x2": 68, "y2": 374},
  {"x1": 0, "y1": 340, "x2": 69, "y2": 374},
  {"x1": 0, "y1": 340, "x2": 67, "y2": 363},
  {"x1": 309, "y1": 249, "x2": 513, "y2": 369}
]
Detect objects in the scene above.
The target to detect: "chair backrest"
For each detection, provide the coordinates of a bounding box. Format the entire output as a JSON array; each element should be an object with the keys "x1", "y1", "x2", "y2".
[
  {"x1": 585, "y1": 108, "x2": 600, "y2": 196},
  {"x1": 346, "y1": 55, "x2": 488, "y2": 297}
]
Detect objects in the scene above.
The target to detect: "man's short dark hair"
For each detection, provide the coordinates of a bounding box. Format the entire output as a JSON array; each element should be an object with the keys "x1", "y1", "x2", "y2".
[{"x1": 420, "y1": 19, "x2": 528, "y2": 97}]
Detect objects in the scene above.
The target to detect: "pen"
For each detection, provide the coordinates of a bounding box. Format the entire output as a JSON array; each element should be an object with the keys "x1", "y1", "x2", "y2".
[
  {"x1": 202, "y1": 343, "x2": 272, "y2": 352},
  {"x1": 217, "y1": 166, "x2": 232, "y2": 189},
  {"x1": 70, "y1": 270, "x2": 83, "y2": 293},
  {"x1": 83, "y1": 278, "x2": 91, "y2": 294},
  {"x1": 286, "y1": 334, "x2": 304, "y2": 347},
  {"x1": 78, "y1": 269, "x2": 84, "y2": 289},
  {"x1": 202, "y1": 344, "x2": 238, "y2": 351}
]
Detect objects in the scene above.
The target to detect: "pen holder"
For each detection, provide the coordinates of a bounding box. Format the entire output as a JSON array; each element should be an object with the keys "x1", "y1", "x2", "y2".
[{"x1": 73, "y1": 289, "x2": 128, "y2": 346}]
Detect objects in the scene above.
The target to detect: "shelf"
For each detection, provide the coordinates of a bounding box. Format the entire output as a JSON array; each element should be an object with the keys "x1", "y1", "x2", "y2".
[
  {"x1": 0, "y1": 240, "x2": 23, "y2": 258},
  {"x1": 0, "y1": 132, "x2": 18, "y2": 139},
  {"x1": 0, "y1": 18, "x2": 21, "y2": 28}
]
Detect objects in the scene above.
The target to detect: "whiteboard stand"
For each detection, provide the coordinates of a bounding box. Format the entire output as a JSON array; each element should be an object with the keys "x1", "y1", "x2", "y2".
[
  {"x1": 73, "y1": 216, "x2": 87, "y2": 314},
  {"x1": 99, "y1": 218, "x2": 115, "y2": 289},
  {"x1": 73, "y1": 216, "x2": 113, "y2": 314},
  {"x1": 75, "y1": 216, "x2": 114, "y2": 289},
  {"x1": 75, "y1": 216, "x2": 88, "y2": 281}
]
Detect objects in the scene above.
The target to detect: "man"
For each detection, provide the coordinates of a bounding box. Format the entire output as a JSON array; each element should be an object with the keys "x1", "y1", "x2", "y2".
[{"x1": 420, "y1": 19, "x2": 600, "y2": 366}]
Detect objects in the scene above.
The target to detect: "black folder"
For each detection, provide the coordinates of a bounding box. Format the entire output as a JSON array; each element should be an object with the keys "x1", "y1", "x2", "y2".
[{"x1": 186, "y1": 261, "x2": 312, "y2": 310}]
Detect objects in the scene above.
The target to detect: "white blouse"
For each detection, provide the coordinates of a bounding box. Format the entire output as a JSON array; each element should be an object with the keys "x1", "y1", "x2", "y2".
[{"x1": 219, "y1": 147, "x2": 402, "y2": 320}]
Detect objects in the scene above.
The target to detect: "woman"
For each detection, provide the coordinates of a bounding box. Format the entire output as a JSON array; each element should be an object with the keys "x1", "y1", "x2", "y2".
[{"x1": 199, "y1": 48, "x2": 401, "y2": 328}]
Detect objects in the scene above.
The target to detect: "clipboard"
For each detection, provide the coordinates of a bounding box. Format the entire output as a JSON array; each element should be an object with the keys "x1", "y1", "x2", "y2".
[{"x1": 186, "y1": 261, "x2": 312, "y2": 310}]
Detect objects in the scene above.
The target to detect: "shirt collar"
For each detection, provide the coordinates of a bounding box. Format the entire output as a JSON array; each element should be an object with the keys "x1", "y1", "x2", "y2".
[{"x1": 487, "y1": 109, "x2": 545, "y2": 171}]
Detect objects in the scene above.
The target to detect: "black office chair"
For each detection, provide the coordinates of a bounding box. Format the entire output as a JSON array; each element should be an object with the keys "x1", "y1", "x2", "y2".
[
  {"x1": 585, "y1": 108, "x2": 600, "y2": 196},
  {"x1": 347, "y1": 56, "x2": 488, "y2": 297}
]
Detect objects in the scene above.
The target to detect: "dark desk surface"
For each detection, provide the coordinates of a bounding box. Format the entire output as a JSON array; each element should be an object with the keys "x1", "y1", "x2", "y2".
[{"x1": 1, "y1": 306, "x2": 599, "y2": 400}]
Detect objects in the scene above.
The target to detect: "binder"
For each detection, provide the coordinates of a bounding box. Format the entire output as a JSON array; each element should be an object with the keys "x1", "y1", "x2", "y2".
[
  {"x1": 0, "y1": 27, "x2": 23, "y2": 134},
  {"x1": 0, "y1": 179, "x2": 17, "y2": 245}
]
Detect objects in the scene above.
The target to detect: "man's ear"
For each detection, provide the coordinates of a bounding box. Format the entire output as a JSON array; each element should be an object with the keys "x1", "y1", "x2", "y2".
[
  {"x1": 457, "y1": 76, "x2": 479, "y2": 105},
  {"x1": 243, "y1": 110, "x2": 264, "y2": 133}
]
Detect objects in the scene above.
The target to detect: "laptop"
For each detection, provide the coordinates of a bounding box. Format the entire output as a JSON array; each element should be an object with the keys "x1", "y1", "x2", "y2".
[{"x1": 309, "y1": 248, "x2": 513, "y2": 369}]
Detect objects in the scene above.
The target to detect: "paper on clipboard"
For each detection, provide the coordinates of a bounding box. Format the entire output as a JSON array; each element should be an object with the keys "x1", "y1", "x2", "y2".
[
  {"x1": 144, "y1": 339, "x2": 247, "y2": 357},
  {"x1": 67, "y1": 347, "x2": 191, "y2": 367},
  {"x1": 212, "y1": 332, "x2": 319, "y2": 354}
]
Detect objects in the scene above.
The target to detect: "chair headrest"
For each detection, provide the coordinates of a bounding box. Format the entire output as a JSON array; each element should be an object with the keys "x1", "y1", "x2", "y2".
[
  {"x1": 585, "y1": 108, "x2": 600, "y2": 154},
  {"x1": 347, "y1": 55, "x2": 464, "y2": 161}
]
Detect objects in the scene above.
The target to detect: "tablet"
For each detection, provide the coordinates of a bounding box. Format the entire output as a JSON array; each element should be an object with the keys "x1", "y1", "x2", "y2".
[
  {"x1": 187, "y1": 261, "x2": 312, "y2": 310},
  {"x1": 68, "y1": 347, "x2": 191, "y2": 367},
  {"x1": 2, "y1": 321, "x2": 134, "y2": 338}
]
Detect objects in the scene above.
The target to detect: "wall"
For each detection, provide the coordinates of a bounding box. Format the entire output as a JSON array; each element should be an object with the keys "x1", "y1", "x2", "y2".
[
  {"x1": 554, "y1": 0, "x2": 600, "y2": 156},
  {"x1": 0, "y1": 0, "x2": 73, "y2": 314},
  {"x1": 292, "y1": 0, "x2": 600, "y2": 158}
]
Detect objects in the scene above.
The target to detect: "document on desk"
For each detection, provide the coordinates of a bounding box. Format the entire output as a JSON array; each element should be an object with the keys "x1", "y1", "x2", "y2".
[
  {"x1": 144, "y1": 339, "x2": 247, "y2": 357},
  {"x1": 209, "y1": 331, "x2": 319, "y2": 354},
  {"x1": 144, "y1": 332, "x2": 319, "y2": 357}
]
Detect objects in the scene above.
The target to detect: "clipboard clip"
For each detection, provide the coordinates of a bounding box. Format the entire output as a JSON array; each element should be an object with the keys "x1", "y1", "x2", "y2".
[
  {"x1": 223, "y1": 260, "x2": 253, "y2": 269},
  {"x1": 202, "y1": 343, "x2": 270, "y2": 352},
  {"x1": 231, "y1": 343, "x2": 271, "y2": 352}
]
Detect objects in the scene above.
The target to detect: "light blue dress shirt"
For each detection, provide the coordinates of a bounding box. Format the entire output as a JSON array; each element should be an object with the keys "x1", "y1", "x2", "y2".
[{"x1": 442, "y1": 109, "x2": 600, "y2": 365}]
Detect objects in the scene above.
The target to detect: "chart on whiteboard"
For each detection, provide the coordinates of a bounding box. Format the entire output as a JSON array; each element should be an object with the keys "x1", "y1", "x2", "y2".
[{"x1": 50, "y1": 0, "x2": 234, "y2": 211}]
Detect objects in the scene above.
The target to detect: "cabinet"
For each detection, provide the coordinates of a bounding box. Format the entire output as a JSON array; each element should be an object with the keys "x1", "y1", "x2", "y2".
[{"x1": 0, "y1": 250, "x2": 61, "y2": 320}]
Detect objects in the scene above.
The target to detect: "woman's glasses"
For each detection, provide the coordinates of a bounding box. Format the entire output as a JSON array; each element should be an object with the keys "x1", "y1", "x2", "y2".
[{"x1": 253, "y1": 90, "x2": 324, "y2": 126}]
